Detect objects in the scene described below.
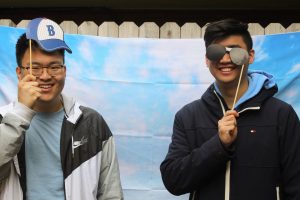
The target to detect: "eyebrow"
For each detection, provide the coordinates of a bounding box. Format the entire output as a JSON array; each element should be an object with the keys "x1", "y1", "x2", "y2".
[{"x1": 226, "y1": 45, "x2": 241, "y2": 48}]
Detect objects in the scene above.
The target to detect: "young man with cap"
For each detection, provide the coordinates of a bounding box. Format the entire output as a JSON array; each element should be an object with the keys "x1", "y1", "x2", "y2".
[
  {"x1": 160, "y1": 19, "x2": 300, "y2": 200},
  {"x1": 0, "y1": 18, "x2": 123, "y2": 200}
]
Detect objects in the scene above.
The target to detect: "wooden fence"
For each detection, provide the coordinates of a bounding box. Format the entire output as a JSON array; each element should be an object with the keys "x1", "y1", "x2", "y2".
[{"x1": 1, "y1": 19, "x2": 300, "y2": 38}]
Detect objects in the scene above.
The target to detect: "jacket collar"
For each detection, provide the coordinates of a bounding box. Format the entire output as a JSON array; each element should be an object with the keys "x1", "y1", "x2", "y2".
[{"x1": 60, "y1": 94, "x2": 82, "y2": 124}]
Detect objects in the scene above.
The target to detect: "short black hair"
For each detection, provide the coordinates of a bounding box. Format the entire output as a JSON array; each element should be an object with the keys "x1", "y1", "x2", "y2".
[
  {"x1": 204, "y1": 19, "x2": 253, "y2": 50},
  {"x1": 15, "y1": 33, "x2": 65, "y2": 66}
]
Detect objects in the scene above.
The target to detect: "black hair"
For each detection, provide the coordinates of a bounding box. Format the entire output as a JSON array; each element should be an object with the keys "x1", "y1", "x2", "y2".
[
  {"x1": 204, "y1": 19, "x2": 253, "y2": 50},
  {"x1": 15, "y1": 33, "x2": 65, "y2": 66}
]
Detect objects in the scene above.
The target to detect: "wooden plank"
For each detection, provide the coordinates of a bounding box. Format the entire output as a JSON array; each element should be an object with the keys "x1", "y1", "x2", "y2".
[
  {"x1": 0, "y1": 19, "x2": 15, "y2": 27},
  {"x1": 78, "y1": 21, "x2": 98, "y2": 36},
  {"x1": 181, "y1": 23, "x2": 201, "y2": 38},
  {"x1": 17, "y1": 20, "x2": 30, "y2": 28},
  {"x1": 139, "y1": 22, "x2": 159, "y2": 38},
  {"x1": 98, "y1": 21, "x2": 118, "y2": 37},
  {"x1": 265, "y1": 23, "x2": 286, "y2": 34},
  {"x1": 5, "y1": 18, "x2": 300, "y2": 37},
  {"x1": 160, "y1": 22, "x2": 180, "y2": 38},
  {"x1": 248, "y1": 23, "x2": 264, "y2": 35},
  {"x1": 286, "y1": 23, "x2": 300, "y2": 33},
  {"x1": 201, "y1": 23, "x2": 209, "y2": 38},
  {"x1": 201, "y1": 22, "x2": 265, "y2": 37},
  {"x1": 60, "y1": 21, "x2": 78, "y2": 34},
  {"x1": 119, "y1": 22, "x2": 139, "y2": 38}
]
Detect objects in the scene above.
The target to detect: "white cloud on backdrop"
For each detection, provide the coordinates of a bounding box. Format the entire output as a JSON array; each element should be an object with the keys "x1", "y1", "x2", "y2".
[
  {"x1": 253, "y1": 36, "x2": 269, "y2": 62},
  {"x1": 288, "y1": 63, "x2": 300, "y2": 74}
]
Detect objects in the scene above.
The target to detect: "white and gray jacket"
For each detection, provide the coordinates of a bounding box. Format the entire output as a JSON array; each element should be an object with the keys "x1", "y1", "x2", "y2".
[{"x1": 0, "y1": 94, "x2": 123, "y2": 200}]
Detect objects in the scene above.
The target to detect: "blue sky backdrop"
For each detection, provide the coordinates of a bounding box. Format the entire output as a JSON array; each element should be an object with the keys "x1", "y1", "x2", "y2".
[{"x1": 0, "y1": 26, "x2": 299, "y2": 200}]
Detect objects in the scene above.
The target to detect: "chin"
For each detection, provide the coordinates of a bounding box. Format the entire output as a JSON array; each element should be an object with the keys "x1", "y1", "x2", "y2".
[
  {"x1": 217, "y1": 77, "x2": 238, "y2": 85},
  {"x1": 38, "y1": 94, "x2": 60, "y2": 104}
]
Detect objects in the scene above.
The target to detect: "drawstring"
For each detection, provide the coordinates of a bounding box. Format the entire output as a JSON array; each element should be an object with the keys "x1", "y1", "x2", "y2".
[
  {"x1": 213, "y1": 90, "x2": 226, "y2": 115},
  {"x1": 225, "y1": 162, "x2": 230, "y2": 200},
  {"x1": 214, "y1": 90, "x2": 230, "y2": 200},
  {"x1": 71, "y1": 135, "x2": 74, "y2": 158},
  {"x1": 192, "y1": 191, "x2": 196, "y2": 200}
]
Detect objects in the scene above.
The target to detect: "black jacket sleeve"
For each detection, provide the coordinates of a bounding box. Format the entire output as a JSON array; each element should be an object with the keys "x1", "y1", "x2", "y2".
[
  {"x1": 160, "y1": 110, "x2": 232, "y2": 195},
  {"x1": 279, "y1": 105, "x2": 300, "y2": 200}
]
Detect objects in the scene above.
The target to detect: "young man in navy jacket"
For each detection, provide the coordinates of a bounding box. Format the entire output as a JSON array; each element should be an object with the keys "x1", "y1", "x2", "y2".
[{"x1": 160, "y1": 18, "x2": 300, "y2": 200}]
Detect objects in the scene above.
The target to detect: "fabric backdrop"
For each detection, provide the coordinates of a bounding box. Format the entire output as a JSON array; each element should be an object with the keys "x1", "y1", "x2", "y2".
[{"x1": 0, "y1": 26, "x2": 299, "y2": 200}]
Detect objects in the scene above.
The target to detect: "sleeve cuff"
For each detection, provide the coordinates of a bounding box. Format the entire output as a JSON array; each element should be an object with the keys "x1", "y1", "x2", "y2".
[{"x1": 11, "y1": 102, "x2": 36, "y2": 123}]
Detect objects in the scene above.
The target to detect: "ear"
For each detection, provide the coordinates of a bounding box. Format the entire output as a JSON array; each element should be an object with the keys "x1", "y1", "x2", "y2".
[
  {"x1": 248, "y1": 49, "x2": 255, "y2": 64},
  {"x1": 16, "y1": 67, "x2": 23, "y2": 81},
  {"x1": 205, "y1": 56, "x2": 209, "y2": 67},
  {"x1": 63, "y1": 65, "x2": 67, "y2": 77}
]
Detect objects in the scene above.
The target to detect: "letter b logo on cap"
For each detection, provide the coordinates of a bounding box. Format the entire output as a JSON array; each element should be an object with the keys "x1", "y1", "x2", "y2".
[
  {"x1": 37, "y1": 19, "x2": 63, "y2": 40},
  {"x1": 46, "y1": 25, "x2": 56, "y2": 36}
]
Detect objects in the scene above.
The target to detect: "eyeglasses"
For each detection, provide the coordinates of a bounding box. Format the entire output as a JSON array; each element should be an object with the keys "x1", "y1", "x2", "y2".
[{"x1": 20, "y1": 64, "x2": 65, "y2": 77}]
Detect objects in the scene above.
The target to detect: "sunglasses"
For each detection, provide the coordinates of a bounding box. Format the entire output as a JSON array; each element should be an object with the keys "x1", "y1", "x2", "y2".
[{"x1": 206, "y1": 44, "x2": 249, "y2": 65}]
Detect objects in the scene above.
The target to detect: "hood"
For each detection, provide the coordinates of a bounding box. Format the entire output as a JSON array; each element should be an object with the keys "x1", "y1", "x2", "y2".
[
  {"x1": 233, "y1": 70, "x2": 276, "y2": 108},
  {"x1": 204, "y1": 70, "x2": 278, "y2": 112}
]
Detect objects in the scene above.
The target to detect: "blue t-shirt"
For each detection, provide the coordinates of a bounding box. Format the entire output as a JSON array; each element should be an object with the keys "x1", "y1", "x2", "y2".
[{"x1": 25, "y1": 109, "x2": 65, "y2": 200}]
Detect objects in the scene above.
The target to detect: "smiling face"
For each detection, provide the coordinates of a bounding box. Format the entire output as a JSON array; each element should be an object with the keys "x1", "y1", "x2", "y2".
[
  {"x1": 206, "y1": 35, "x2": 255, "y2": 89},
  {"x1": 16, "y1": 48, "x2": 66, "y2": 112}
]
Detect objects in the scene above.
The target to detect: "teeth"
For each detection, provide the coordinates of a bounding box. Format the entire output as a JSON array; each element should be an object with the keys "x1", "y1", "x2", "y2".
[
  {"x1": 220, "y1": 68, "x2": 233, "y2": 72},
  {"x1": 40, "y1": 85, "x2": 51, "y2": 89}
]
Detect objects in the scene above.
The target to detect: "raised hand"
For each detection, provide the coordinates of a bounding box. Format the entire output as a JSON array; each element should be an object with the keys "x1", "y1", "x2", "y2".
[
  {"x1": 218, "y1": 110, "x2": 239, "y2": 147},
  {"x1": 18, "y1": 74, "x2": 41, "y2": 109}
]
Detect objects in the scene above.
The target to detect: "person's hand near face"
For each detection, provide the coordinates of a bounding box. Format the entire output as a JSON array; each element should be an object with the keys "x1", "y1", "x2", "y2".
[{"x1": 17, "y1": 73, "x2": 41, "y2": 109}]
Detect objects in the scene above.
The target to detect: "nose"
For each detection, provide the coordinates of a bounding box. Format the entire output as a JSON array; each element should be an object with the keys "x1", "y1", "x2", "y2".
[
  {"x1": 38, "y1": 68, "x2": 52, "y2": 79},
  {"x1": 219, "y1": 52, "x2": 232, "y2": 63}
]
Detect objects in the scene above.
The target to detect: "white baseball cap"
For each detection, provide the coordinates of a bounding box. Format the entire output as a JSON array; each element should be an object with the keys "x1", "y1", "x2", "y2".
[{"x1": 26, "y1": 17, "x2": 72, "y2": 53}]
